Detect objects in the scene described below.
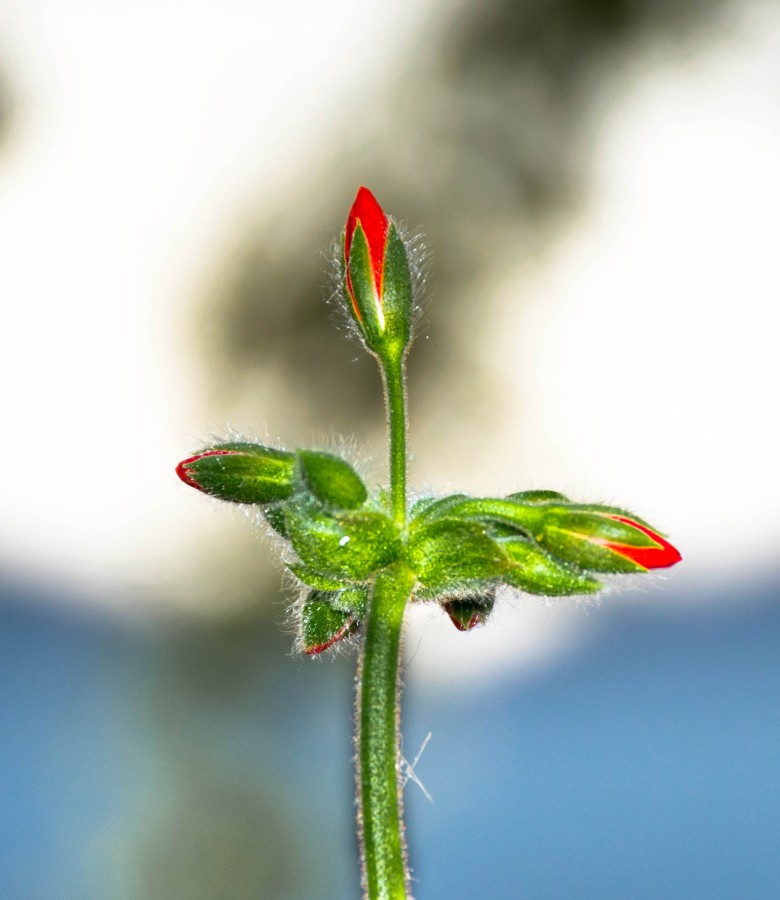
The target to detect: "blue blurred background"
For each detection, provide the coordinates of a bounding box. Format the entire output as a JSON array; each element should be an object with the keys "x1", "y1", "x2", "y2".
[{"x1": 1, "y1": 1, "x2": 778, "y2": 897}]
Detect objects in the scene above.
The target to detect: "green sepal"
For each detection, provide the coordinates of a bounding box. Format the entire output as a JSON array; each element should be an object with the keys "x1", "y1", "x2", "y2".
[
  {"x1": 295, "y1": 450, "x2": 368, "y2": 510},
  {"x1": 263, "y1": 502, "x2": 289, "y2": 537},
  {"x1": 378, "y1": 222, "x2": 413, "y2": 358},
  {"x1": 347, "y1": 222, "x2": 412, "y2": 362},
  {"x1": 285, "y1": 499, "x2": 401, "y2": 580},
  {"x1": 347, "y1": 225, "x2": 384, "y2": 350},
  {"x1": 442, "y1": 589, "x2": 496, "y2": 631},
  {"x1": 534, "y1": 509, "x2": 657, "y2": 573},
  {"x1": 301, "y1": 592, "x2": 356, "y2": 655},
  {"x1": 409, "y1": 494, "x2": 470, "y2": 525},
  {"x1": 501, "y1": 538, "x2": 601, "y2": 596},
  {"x1": 329, "y1": 585, "x2": 369, "y2": 618},
  {"x1": 506, "y1": 490, "x2": 569, "y2": 504},
  {"x1": 287, "y1": 564, "x2": 353, "y2": 591},
  {"x1": 178, "y1": 443, "x2": 295, "y2": 504},
  {"x1": 407, "y1": 518, "x2": 506, "y2": 594}
]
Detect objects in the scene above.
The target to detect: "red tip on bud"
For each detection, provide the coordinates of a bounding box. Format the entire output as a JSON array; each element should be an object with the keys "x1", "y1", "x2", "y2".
[
  {"x1": 447, "y1": 609, "x2": 483, "y2": 632},
  {"x1": 602, "y1": 516, "x2": 682, "y2": 569},
  {"x1": 176, "y1": 450, "x2": 232, "y2": 492},
  {"x1": 345, "y1": 186, "x2": 389, "y2": 319}
]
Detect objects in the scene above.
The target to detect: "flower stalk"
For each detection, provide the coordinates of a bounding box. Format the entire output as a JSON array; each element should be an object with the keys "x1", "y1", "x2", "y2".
[{"x1": 174, "y1": 185, "x2": 681, "y2": 899}]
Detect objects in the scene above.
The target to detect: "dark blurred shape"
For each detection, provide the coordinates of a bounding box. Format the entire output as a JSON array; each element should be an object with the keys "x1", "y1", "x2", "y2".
[{"x1": 202, "y1": 0, "x2": 730, "y2": 438}]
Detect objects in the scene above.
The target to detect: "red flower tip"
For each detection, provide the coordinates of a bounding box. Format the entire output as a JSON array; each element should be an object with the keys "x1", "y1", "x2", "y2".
[
  {"x1": 345, "y1": 186, "x2": 389, "y2": 315},
  {"x1": 603, "y1": 515, "x2": 682, "y2": 570},
  {"x1": 175, "y1": 450, "x2": 232, "y2": 492},
  {"x1": 448, "y1": 610, "x2": 482, "y2": 632}
]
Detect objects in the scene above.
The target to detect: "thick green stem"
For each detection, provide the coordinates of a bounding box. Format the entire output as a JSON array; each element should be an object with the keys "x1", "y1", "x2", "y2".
[
  {"x1": 357, "y1": 562, "x2": 416, "y2": 900},
  {"x1": 382, "y1": 356, "x2": 408, "y2": 528}
]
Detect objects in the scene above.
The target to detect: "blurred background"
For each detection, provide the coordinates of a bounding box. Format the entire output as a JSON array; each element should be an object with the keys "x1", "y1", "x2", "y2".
[{"x1": 1, "y1": 0, "x2": 779, "y2": 897}]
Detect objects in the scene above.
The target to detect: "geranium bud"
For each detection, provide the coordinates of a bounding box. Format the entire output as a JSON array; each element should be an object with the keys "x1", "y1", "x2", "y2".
[
  {"x1": 534, "y1": 509, "x2": 682, "y2": 573},
  {"x1": 343, "y1": 186, "x2": 413, "y2": 361},
  {"x1": 176, "y1": 442, "x2": 295, "y2": 504},
  {"x1": 443, "y1": 591, "x2": 495, "y2": 631}
]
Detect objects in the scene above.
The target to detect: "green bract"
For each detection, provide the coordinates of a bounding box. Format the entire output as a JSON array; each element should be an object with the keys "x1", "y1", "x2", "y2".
[
  {"x1": 301, "y1": 591, "x2": 356, "y2": 654},
  {"x1": 284, "y1": 500, "x2": 401, "y2": 581},
  {"x1": 296, "y1": 450, "x2": 368, "y2": 509}
]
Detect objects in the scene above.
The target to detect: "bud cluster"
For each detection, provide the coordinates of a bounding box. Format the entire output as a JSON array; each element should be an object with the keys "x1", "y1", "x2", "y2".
[
  {"x1": 177, "y1": 440, "x2": 679, "y2": 650},
  {"x1": 176, "y1": 186, "x2": 680, "y2": 653}
]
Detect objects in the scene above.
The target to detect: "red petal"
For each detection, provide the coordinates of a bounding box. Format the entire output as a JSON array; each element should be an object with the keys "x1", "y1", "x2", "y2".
[
  {"x1": 345, "y1": 186, "x2": 389, "y2": 300},
  {"x1": 604, "y1": 515, "x2": 682, "y2": 569}
]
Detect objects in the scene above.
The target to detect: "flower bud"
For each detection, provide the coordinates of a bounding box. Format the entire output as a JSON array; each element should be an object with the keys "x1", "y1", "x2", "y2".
[
  {"x1": 176, "y1": 442, "x2": 295, "y2": 504},
  {"x1": 442, "y1": 591, "x2": 495, "y2": 631},
  {"x1": 533, "y1": 509, "x2": 682, "y2": 573},
  {"x1": 343, "y1": 186, "x2": 413, "y2": 361}
]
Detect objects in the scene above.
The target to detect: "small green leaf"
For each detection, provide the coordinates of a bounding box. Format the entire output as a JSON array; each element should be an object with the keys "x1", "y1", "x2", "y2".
[
  {"x1": 285, "y1": 500, "x2": 401, "y2": 580},
  {"x1": 407, "y1": 518, "x2": 506, "y2": 594},
  {"x1": 296, "y1": 450, "x2": 368, "y2": 510},
  {"x1": 501, "y1": 538, "x2": 601, "y2": 596},
  {"x1": 301, "y1": 592, "x2": 355, "y2": 655}
]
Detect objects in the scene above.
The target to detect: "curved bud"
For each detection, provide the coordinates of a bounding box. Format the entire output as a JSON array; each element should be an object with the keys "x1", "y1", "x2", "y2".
[
  {"x1": 527, "y1": 508, "x2": 681, "y2": 573},
  {"x1": 176, "y1": 443, "x2": 295, "y2": 504},
  {"x1": 343, "y1": 186, "x2": 413, "y2": 361},
  {"x1": 417, "y1": 496, "x2": 681, "y2": 574}
]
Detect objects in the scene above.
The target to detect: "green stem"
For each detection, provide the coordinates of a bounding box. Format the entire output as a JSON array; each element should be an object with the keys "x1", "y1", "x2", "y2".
[
  {"x1": 355, "y1": 351, "x2": 412, "y2": 898},
  {"x1": 357, "y1": 562, "x2": 416, "y2": 900},
  {"x1": 382, "y1": 356, "x2": 408, "y2": 528}
]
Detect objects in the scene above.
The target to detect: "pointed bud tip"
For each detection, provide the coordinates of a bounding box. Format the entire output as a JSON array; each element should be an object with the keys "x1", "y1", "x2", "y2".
[
  {"x1": 175, "y1": 450, "x2": 232, "y2": 492},
  {"x1": 606, "y1": 515, "x2": 682, "y2": 569},
  {"x1": 448, "y1": 611, "x2": 483, "y2": 632}
]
